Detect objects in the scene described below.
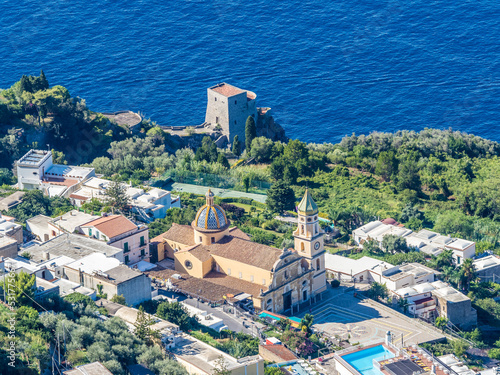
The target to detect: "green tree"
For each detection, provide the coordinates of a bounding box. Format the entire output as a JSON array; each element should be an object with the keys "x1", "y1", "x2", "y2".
[
  {"x1": 375, "y1": 151, "x2": 397, "y2": 181},
  {"x1": 134, "y1": 306, "x2": 156, "y2": 343},
  {"x1": 156, "y1": 301, "x2": 199, "y2": 331},
  {"x1": 489, "y1": 348, "x2": 500, "y2": 360},
  {"x1": 457, "y1": 258, "x2": 476, "y2": 291},
  {"x1": 381, "y1": 234, "x2": 408, "y2": 253},
  {"x1": 4, "y1": 271, "x2": 36, "y2": 306},
  {"x1": 217, "y1": 153, "x2": 230, "y2": 169},
  {"x1": 265, "y1": 367, "x2": 284, "y2": 375},
  {"x1": 232, "y1": 135, "x2": 242, "y2": 157},
  {"x1": 242, "y1": 175, "x2": 251, "y2": 192},
  {"x1": 368, "y1": 282, "x2": 388, "y2": 301},
  {"x1": 19, "y1": 74, "x2": 33, "y2": 93},
  {"x1": 300, "y1": 313, "x2": 314, "y2": 335},
  {"x1": 245, "y1": 116, "x2": 256, "y2": 152},
  {"x1": 105, "y1": 180, "x2": 130, "y2": 213},
  {"x1": 266, "y1": 180, "x2": 296, "y2": 214},
  {"x1": 434, "y1": 317, "x2": 448, "y2": 331},
  {"x1": 110, "y1": 294, "x2": 126, "y2": 305},
  {"x1": 396, "y1": 154, "x2": 421, "y2": 192},
  {"x1": 195, "y1": 136, "x2": 219, "y2": 163},
  {"x1": 39, "y1": 69, "x2": 49, "y2": 90},
  {"x1": 250, "y1": 137, "x2": 274, "y2": 162}
]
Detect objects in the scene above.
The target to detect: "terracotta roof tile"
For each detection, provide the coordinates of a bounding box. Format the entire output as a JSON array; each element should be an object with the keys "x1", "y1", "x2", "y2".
[
  {"x1": 204, "y1": 271, "x2": 267, "y2": 296},
  {"x1": 228, "y1": 227, "x2": 251, "y2": 240},
  {"x1": 260, "y1": 344, "x2": 298, "y2": 361},
  {"x1": 162, "y1": 224, "x2": 196, "y2": 246},
  {"x1": 188, "y1": 246, "x2": 212, "y2": 262},
  {"x1": 82, "y1": 215, "x2": 137, "y2": 238},
  {"x1": 207, "y1": 236, "x2": 282, "y2": 271},
  {"x1": 210, "y1": 83, "x2": 245, "y2": 97}
]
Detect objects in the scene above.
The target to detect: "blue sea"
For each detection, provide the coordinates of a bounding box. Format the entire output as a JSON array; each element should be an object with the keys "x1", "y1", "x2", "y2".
[{"x1": 1, "y1": 0, "x2": 500, "y2": 143}]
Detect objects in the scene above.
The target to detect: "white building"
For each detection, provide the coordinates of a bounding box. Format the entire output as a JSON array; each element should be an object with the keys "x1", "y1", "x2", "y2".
[
  {"x1": 69, "y1": 177, "x2": 181, "y2": 221},
  {"x1": 473, "y1": 255, "x2": 500, "y2": 283},
  {"x1": 80, "y1": 215, "x2": 149, "y2": 266},
  {"x1": 16, "y1": 149, "x2": 95, "y2": 197},
  {"x1": 353, "y1": 221, "x2": 475, "y2": 264}
]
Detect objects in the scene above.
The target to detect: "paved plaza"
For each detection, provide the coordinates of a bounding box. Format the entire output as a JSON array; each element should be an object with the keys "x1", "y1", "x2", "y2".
[{"x1": 297, "y1": 288, "x2": 444, "y2": 347}]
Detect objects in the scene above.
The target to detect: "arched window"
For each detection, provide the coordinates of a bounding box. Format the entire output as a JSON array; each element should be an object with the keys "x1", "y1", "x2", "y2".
[
  {"x1": 300, "y1": 242, "x2": 305, "y2": 252},
  {"x1": 284, "y1": 270, "x2": 289, "y2": 279},
  {"x1": 301, "y1": 225, "x2": 304, "y2": 234},
  {"x1": 315, "y1": 224, "x2": 318, "y2": 234},
  {"x1": 316, "y1": 259, "x2": 320, "y2": 270}
]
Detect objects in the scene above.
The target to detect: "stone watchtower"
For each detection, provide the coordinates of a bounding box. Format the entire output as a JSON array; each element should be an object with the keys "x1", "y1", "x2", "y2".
[{"x1": 205, "y1": 83, "x2": 257, "y2": 146}]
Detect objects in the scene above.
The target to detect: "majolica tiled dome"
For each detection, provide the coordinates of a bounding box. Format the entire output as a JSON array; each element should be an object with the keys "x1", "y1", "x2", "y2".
[{"x1": 195, "y1": 189, "x2": 228, "y2": 230}]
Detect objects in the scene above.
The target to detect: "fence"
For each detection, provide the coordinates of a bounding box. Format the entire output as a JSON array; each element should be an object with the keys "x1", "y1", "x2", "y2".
[{"x1": 159, "y1": 169, "x2": 272, "y2": 194}]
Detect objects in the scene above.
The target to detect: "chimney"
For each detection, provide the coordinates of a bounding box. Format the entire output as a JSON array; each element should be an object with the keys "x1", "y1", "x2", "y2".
[{"x1": 42, "y1": 251, "x2": 50, "y2": 261}]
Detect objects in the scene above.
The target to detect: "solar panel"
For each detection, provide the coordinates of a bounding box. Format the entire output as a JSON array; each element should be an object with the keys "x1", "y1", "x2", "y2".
[{"x1": 385, "y1": 359, "x2": 424, "y2": 375}]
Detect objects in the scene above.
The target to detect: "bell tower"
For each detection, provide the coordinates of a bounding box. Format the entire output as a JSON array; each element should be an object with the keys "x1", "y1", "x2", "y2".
[{"x1": 293, "y1": 189, "x2": 327, "y2": 295}]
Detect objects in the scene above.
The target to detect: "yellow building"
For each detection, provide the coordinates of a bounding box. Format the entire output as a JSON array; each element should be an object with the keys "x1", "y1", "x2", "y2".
[{"x1": 152, "y1": 189, "x2": 326, "y2": 314}]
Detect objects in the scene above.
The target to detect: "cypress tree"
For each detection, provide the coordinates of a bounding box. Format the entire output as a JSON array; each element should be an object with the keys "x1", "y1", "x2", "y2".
[
  {"x1": 39, "y1": 70, "x2": 49, "y2": 90},
  {"x1": 19, "y1": 75, "x2": 32, "y2": 93},
  {"x1": 245, "y1": 116, "x2": 256, "y2": 152},
  {"x1": 232, "y1": 135, "x2": 241, "y2": 157}
]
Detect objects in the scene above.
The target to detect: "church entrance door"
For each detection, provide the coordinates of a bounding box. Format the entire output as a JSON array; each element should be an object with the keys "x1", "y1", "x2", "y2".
[{"x1": 283, "y1": 291, "x2": 292, "y2": 311}]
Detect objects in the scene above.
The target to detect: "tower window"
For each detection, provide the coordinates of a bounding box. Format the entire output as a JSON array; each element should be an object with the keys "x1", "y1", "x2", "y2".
[
  {"x1": 262, "y1": 279, "x2": 266, "y2": 285},
  {"x1": 307, "y1": 218, "x2": 312, "y2": 222},
  {"x1": 228, "y1": 268, "x2": 231, "y2": 275},
  {"x1": 300, "y1": 242, "x2": 305, "y2": 252},
  {"x1": 211, "y1": 237, "x2": 215, "y2": 243},
  {"x1": 199, "y1": 236, "x2": 202, "y2": 242},
  {"x1": 239, "y1": 272, "x2": 242, "y2": 279},
  {"x1": 284, "y1": 270, "x2": 289, "y2": 279},
  {"x1": 250, "y1": 275, "x2": 254, "y2": 282},
  {"x1": 301, "y1": 225, "x2": 304, "y2": 234},
  {"x1": 215, "y1": 97, "x2": 217, "y2": 101},
  {"x1": 316, "y1": 259, "x2": 320, "y2": 270}
]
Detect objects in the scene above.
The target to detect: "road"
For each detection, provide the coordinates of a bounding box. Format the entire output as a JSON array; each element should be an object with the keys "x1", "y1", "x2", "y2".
[{"x1": 157, "y1": 289, "x2": 264, "y2": 337}]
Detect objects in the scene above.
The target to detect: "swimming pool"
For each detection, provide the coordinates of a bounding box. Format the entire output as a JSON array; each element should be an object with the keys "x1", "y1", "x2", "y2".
[
  {"x1": 259, "y1": 312, "x2": 302, "y2": 323},
  {"x1": 341, "y1": 345, "x2": 395, "y2": 375}
]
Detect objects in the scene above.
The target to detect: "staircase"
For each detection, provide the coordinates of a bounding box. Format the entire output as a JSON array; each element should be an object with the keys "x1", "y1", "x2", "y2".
[{"x1": 136, "y1": 207, "x2": 153, "y2": 223}]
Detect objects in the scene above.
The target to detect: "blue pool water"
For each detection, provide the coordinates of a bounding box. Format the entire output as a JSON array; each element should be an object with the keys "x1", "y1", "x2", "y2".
[
  {"x1": 259, "y1": 312, "x2": 302, "y2": 323},
  {"x1": 342, "y1": 345, "x2": 395, "y2": 375},
  {"x1": 1, "y1": 1, "x2": 500, "y2": 143}
]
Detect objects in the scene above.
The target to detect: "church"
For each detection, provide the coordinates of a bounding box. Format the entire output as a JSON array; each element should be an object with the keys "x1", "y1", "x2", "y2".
[{"x1": 152, "y1": 189, "x2": 327, "y2": 314}]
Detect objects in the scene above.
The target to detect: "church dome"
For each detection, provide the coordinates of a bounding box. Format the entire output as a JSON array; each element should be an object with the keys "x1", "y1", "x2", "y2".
[{"x1": 194, "y1": 189, "x2": 228, "y2": 230}]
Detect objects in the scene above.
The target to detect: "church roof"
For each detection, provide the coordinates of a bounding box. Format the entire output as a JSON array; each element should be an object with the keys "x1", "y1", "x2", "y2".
[
  {"x1": 208, "y1": 236, "x2": 282, "y2": 271},
  {"x1": 160, "y1": 223, "x2": 196, "y2": 246},
  {"x1": 297, "y1": 189, "x2": 318, "y2": 215}
]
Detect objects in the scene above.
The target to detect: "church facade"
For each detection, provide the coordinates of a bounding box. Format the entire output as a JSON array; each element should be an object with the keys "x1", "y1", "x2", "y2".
[{"x1": 153, "y1": 189, "x2": 327, "y2": 314}]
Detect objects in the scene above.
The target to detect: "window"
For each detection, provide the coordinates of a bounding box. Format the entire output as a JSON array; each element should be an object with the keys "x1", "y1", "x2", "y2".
[
  {"x1": 235, "y1": 100, "x2": 237, "y2": 104},
  {"x1": 300, "y1": 242, "x2": 305, "y2": 252},
  {"x1": 215, "y1": 97, "x2": 217, "y2": 101},
  {"x1": 124, "y1": 242, "x2": 129, "y2": 253},
  {"x1": 89, "y1": 228, "x2": 92, "y2": 237},
  {"x1": 267, "y1": 298, "x2": 272, "y2": 306},
  {"x1": 239, "y1": 272, "x2": 242, "y2": 279},
  {"x1": 141, "y1": 249, "x2": 145, "y2": 256},
  {"x1": 140, "y1": 236, "x2": 145, "y2": 246},
  {"x1": 216, "y1": 116, "x2": 219, "y2": 123},
  {"x1": 301, "y1": 225, "x2": 304, "y2": 234},
  {"x1": 125, "y1": 255, "x2": 129, "y2": 264},
  {"x1": 284, "y1": 270, "x2": 289, "y2": 279},
  {"x1": 316, "y1": 259, "x2": 320, "y2": 270},
  {"x1": 307, "y1": 218, "x2": 311, "y2": 222},
  {"x1": 303, "y1": 290, "x2": 308, "y2": 301},
  {"x1": 199, "y1": 236, "x2": 202, "y2": 242},
  {"x1": 211, "y1": 237, "x2": 215, "y2": 243},
  {"x1": 185, "y1": 260, "x2": 193, "y2": 270},
  {"x1": 227, "y1": 268, "x2": 231, "y2": 275},
  {"x1": 262, "y1": 279, "x2": 266, "y2": 285},
  {"x1": 250, "y1": 275, "x2": 254, "y2": 282},
  {"x1": 51, "y1": 230, "x2": 56, "y2": 237},
  {"x1": 360, "y1": 275, "x2": 364, "y2": 282},
  {"x1": 314, "y1": 216, "x2": 318, "y2": 220},
  {"x1": 234, "y1": 120, "x2": 237, "y2": 124}
]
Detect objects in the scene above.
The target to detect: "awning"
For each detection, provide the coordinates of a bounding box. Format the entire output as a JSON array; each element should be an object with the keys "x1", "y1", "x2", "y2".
[{"x1": 233, "y1": 293, "x2": 252, "y2": 301}]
